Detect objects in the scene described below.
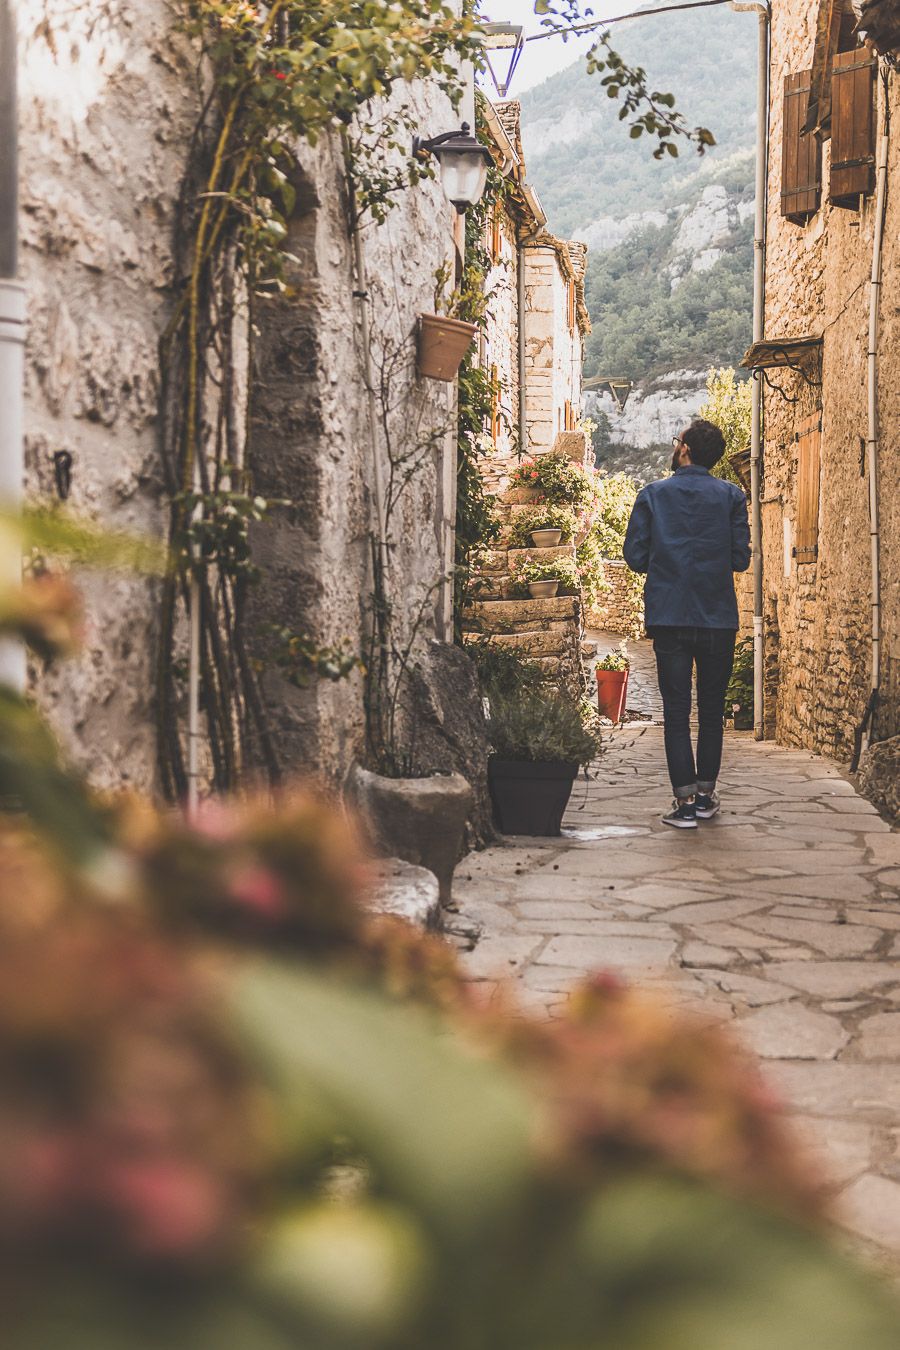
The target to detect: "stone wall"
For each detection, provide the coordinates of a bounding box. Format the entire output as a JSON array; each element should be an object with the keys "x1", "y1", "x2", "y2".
[
  {"x1": 481, "y1": 202, "x2": 520, "y2": 458},
  {"x1": 522, "y1": 241, "x2": 585, "y2": 455},
  {"x1": 18, "y1": 3, "x2": 462, "y2": 793},
  {"x1": 19, "y1": 1, "x2": 198, "y2": 791},
  {"x1": 760, "y1": 2, "x2": 900, "y2": 765},
  {"x1": 586, "y1": 560, "x2": 644, "y2": 638}
]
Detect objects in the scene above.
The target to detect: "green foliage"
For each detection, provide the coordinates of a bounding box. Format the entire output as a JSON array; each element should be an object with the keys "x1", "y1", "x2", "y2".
[
  {"x1": 699, "y1": 366, "x2": 753, "y2": 487},
  {"x1": 506, "y1": 504, "x2": 578, "y2": 549},
  {"x1": 468, "y1": 640, "x2": 545, "y2": 702},
  {"x1": 596, "y1": 641, "x2": 630, "y2": 672},
  {"x1": 583, "y1": 214, "x2": 754, "y2": 386},
  {"x1": 593, "y1": 472, "x2": 640, "y2": 559},
  {"x1": 488, "y1": 687, "x2": 604, "y2": 767},
  {"x1": 575, "y1": 533, "x2": 610, "y2": 607},
  {"x1": 510, "y1": 453, "x2": 595, "y2": 510},
  {"x1": 453, "y1": 159, "x2": 507, "y2": 637},
  {"x1": 179, "y1": 488, "x2": 283, "y2": 582},
  {"x1": 509, "y1": 553, "x2": 581, "y2": 596},
  {"x1": 726, "y1": 636, "x2": 754, "y2": 719},
  {"x1": 268, "y1": 626, "x2": 360, "y2": 687}
]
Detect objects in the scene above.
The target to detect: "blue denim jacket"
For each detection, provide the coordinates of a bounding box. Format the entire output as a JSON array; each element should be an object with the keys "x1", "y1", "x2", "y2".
[{"x1": 623, "y1": 465, "x2": 751, "y2": 630}]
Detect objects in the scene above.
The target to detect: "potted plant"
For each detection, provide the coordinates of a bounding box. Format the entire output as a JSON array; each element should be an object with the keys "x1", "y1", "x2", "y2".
[
  {"x1": 595, "y1": 643, "x2": 630, "y2": 723},
  {"x1": 725, "y1": 636, "x2": 754, "y2": 730},
  {"x1": 509, "y1": 553, "x2": 580, "y2": 601},
  {"x1": 508, "y1": 451, "x2": 596, "y2": 511},
  {"x1": 506, "y1": 504, "x2": 578, "y2": 551},
  {"x1": 417, "y1": 263, "x2": 481, "y2": 383},
  {"x1": 486, "y1": 688, "x2": 603, "y2": 835}
]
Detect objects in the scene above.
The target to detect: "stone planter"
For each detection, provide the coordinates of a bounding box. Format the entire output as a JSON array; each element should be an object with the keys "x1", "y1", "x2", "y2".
[
  {"x1": 596, "y1": 668, "x2": 629, "y2": 722},
  {"x1": 529, "y1": 528, "x2": 563, "y2": 548},
  {"x1": 416, "y1": 314, "x2": 477, "y2": 382},
  {"x1": 347, "y1": 765, "x2": 473, "y2": 907},
  {"x1": 528, "y1": 579, "x2": 560, "y2": 599},
  {"x1": 732, "y1": 705, "x2": 753, "y2": 731},
  {"x1": 488, "y1": 757, "x2": 578, "y2": 836}
]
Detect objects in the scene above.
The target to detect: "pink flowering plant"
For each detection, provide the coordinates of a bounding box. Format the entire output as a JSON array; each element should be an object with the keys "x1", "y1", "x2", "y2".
[{"x1": 509, "y1": 451, "x2": 596, "y2": 511}]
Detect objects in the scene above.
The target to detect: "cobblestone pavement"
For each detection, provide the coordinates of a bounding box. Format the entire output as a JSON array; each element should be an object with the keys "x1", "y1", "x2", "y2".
[{"x1": 454, "y1": 724, "x2": 900, "y2": 1266}]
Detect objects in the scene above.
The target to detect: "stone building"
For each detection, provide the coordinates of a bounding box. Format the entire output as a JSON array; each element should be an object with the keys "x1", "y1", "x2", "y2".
[
  {"x1": 478, "y1": 99, "x2": 590, "y2": 472},
  {"x1": 17, "y1": 1, "x2": 478, "y2": 794},
  {"x1": 742, "y1": 0, "x2": 899, "y2": 809}
]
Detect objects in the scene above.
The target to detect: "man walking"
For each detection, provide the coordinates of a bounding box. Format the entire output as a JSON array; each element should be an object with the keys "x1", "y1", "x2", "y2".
[{"x1": 623, "y1": 419, "x2": 751, "y2": 829}]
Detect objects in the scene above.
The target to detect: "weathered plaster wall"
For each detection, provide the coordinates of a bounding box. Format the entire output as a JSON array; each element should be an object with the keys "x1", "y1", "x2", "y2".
[
  {"x1": 761, "y1": 0, "x2": 900, "y2": 760},
  {"x1": 19, "y1": 1, "x2": 198, "y2": 790},
  {"x1": 249, "y1": 92, "x2": 458, "y2": 788},
  {"x1": 19, "y1": 3, "x2": 461, "y2": 793}
]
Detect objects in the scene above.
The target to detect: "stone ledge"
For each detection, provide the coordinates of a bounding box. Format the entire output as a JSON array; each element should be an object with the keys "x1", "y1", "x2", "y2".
[
  {"x1": 368, "y1": 857, "x2": 441, "y2": 930},
  {"x1": 506, "y1": 545, "x2": 576, "y2": 564},
  {"x1": 464, "y1": 596, "x2": 579, "y2": 623}
]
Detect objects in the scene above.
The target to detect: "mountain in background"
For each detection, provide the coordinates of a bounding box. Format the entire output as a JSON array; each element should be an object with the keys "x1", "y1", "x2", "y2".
[{"x1": 518, "y1": 6, "x2": 757, "y2": 479}]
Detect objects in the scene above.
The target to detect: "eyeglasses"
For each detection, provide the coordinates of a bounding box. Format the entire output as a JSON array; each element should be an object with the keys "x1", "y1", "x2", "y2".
[{"x1": 671, "y1": 436, "x2": 687, "y2": 450}]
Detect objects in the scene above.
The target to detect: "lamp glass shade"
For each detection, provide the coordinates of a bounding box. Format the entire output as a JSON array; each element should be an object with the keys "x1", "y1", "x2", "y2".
[{"x1": 435, "y1": 147, "x2": 490, "y2": 211}]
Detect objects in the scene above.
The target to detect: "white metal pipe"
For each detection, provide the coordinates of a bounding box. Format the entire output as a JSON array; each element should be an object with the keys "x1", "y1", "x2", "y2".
[
  {"x1": 731, "y1": 0, "x2": 769, "y2": 740},
  {"x1": 865, "y1": 90, "x2": 890, "y2": 743},
  {"x1": 0, "y1": 0, "x2": 25, "y2": 693},
  {"x1": 0, "y1": 281, "x2": 26, "y2": 692}
]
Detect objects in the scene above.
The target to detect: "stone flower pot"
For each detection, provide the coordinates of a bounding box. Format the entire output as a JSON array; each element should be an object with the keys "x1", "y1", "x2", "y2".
[
  {"x1": 488, "y1": 757, "x2": 578, "y2": 836},
  {"x1": 416, "y1": 314, "x2": 477, "y2": 382},
  {"x1": 347, "y1": 765, "x2": 473, "y2": 908},
  {"x1": 528, "y1": 579, "x2": 560, "y2": 599},
  {"x1": 529, "y1": 528, "x2": 563, "y2": 548}
]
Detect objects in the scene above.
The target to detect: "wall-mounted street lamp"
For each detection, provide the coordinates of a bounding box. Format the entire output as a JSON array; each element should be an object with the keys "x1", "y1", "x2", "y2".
[
  {"x1": 412, "y1": 122, "x2": 493, "y2": 214},
  {"x1": 480, "y1": 21, "x2": 525, "y2": 99}
]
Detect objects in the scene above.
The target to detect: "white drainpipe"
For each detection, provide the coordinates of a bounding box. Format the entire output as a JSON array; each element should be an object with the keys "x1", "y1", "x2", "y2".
[
  {"x1": 0, "y1": 0, "x2": 25, "y2": 693},
  {"x1": 731, "y1": 0, "x2": 770, "y2": 740}
]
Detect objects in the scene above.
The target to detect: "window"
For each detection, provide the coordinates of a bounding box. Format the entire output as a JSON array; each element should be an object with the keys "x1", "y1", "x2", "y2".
[
  {"x1": 829, "y1": 48, "x2": 877, "y2": 206},
  {"x1": 563, "y1": 400, "x2": 576, "y2": 431},
  {"x1": 781, "y1": 71, "x2": 822, "y2": 223},
  {"x1": 794, "y1": 412, "x2": 821, "y2": 564},
  {"x1": 805, "y1": 0, "x2": 859, "y2": 136}
]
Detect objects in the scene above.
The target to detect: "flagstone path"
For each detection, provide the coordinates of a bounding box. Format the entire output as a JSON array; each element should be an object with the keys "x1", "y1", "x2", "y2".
[{"x1": 454, "y1": 715, "x2": 900, "y2": 1267}]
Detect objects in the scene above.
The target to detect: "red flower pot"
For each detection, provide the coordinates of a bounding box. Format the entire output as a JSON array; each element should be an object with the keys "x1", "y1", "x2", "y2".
[{"x1": 596, "y1": 668, "x2": 628, "y2": 723}]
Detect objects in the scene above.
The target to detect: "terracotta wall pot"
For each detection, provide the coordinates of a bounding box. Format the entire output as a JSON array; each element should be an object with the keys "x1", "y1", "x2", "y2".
[
  {"x1": 488, "y1": 758, "x2": 578, "y2": 836},
  {"x1": 416, "y1": 314, "x2": 478, "y2": 382},
  {"x1": 346, "y1": 765, "x2": 473, "y2": 907},
  {"x1": 596, "y1": 668, "x2": 629, "y2": 723}
]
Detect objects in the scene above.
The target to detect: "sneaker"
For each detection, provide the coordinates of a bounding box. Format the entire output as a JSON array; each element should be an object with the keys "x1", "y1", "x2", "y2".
[
  {"x1": 695, "y1": 791, "x2": 720, "y2": 819},
  {"x1": 662, "y1": 799, "x2": 698, "y2": 829}
]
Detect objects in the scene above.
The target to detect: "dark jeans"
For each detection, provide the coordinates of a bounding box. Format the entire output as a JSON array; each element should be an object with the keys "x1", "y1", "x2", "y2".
[{"x1": 651, "y1": 626, "x2": 736, "y2": 798}]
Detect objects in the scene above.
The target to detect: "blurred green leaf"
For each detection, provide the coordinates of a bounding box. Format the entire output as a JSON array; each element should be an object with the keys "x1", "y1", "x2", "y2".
[
  {"x1": 231, "y1": 962, "x2": 533, "y2": 1241},
  {"x1": 0, "y1": 686, "x2": 114, "y2": 868},
  {"x1": 17, "y1": 505, "x2": 168, "y2": 574}
]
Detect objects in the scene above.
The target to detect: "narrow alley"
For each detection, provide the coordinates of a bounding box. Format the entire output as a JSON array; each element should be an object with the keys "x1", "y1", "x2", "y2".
[{"x1": 456, "y1": 640, "x2": 900, "y2": 1267}]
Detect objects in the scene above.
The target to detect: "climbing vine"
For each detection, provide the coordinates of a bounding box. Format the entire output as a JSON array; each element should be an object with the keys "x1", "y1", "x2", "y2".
[
  {"x1": 452, "y1": 154, "x2": 508, "y2": 639},
  {"x1": 156, "y1": 0, "x2": 481, "y2": 799}
]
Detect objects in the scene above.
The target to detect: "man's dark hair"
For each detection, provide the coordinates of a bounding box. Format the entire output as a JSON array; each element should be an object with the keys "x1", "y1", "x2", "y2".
[{"x1": 682, "y1": 419, "x2": 726, "y2": 469}]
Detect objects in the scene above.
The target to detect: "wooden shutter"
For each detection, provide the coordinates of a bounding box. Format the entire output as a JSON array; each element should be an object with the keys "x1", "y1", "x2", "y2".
[
  {"x1": 782, "y1": 71, "x2": 822, "y2": 222},
  {"x1": 490, "y1": 364, "x2": 500, "y2": 443},
  {"x1": 567, "y1": 280, "x2": 577, "y2": 332},
  {"x1": 829, "y1": 48, "x2": 876, "y2": 206},
  {"x1": 795, "y1": 412, "x2": 821, "y2": 563},
  {"x1": 490, "y1": 206, "x2": 502, "y2": 263}
]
